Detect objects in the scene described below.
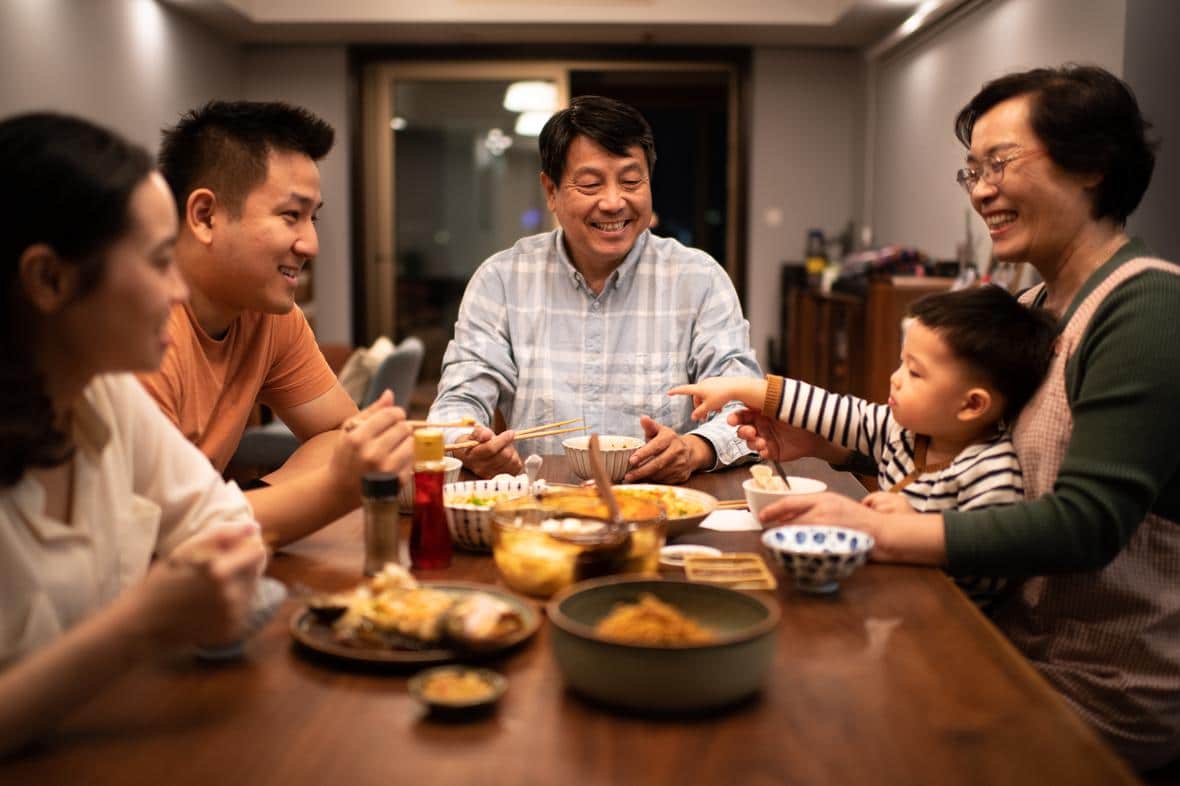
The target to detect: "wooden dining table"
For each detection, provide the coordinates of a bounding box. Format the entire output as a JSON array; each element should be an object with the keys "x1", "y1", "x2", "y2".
[{"x1": 4, "y1": 456, "x2": 1141, "y2": 786}]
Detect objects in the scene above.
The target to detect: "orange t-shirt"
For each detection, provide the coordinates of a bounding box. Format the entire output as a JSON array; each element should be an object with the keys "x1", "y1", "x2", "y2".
[{"x1": 138, "y1": 302, "x2": 338, "y2": 472}]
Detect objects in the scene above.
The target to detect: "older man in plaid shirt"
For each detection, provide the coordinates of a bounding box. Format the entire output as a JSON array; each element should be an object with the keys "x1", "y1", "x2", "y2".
[{"x1": 428, "y1": 96, "x2": 761, "y2": 482}]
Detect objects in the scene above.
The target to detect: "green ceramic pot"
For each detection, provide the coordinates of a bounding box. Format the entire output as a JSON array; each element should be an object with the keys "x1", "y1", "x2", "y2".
[{"x1": 547, "y1": 577, "x2": 780, "y2": 712}]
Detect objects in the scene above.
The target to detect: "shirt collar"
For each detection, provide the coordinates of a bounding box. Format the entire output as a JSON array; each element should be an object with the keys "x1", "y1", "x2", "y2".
[
  {"x1": 553, "y1": 227, "x2": 649, "y2": 295},
  {"x1": 70, "y1": 384, "x2": 112, "y2": 458}
]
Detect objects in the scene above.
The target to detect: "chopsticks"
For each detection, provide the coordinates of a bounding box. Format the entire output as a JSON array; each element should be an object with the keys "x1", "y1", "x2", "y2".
[
  {"x1": 444, "y1": 418, "x2": 585, "y2": 452},
  {"x1": 714, "y1": 500, "x2": 750, "y2": 511},
  {"x1": 404, "y1": 417, "x2": 476, "y2": 429}
]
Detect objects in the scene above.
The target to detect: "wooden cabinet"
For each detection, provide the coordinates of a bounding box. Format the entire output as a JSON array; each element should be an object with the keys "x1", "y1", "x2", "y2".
[{"x1": 786, "y1": 276, "x2": 954, "y2": 404}]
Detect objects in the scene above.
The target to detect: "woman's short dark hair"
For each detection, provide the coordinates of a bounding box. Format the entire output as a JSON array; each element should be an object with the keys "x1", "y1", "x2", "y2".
[
  {"x1": 954, "y1": 64, "x2": 1156, "y2": 225},
  {"x1": 909, "y1": 285, "x2": 1058, "y2": 423},
  {"x1": 0, "y1": 112, "x2": 153, "y2": 487},
  {"x1": 539, "y1": 95, "x2": 656, "y2": 184},
  {"x1": 158, "y1": 100, "x2": 334, "y2": 218}
]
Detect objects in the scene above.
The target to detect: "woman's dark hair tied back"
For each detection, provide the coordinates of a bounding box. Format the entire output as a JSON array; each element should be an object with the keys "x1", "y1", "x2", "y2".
[
  {"x1": 954, "y1": 64, "x2": 1157, "y2": 224},
  {"x1": 0, "y1": 112, "x2": 154, "y2": 487}
]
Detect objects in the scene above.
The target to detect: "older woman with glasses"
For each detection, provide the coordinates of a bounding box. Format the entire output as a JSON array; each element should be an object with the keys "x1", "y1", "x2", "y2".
[{"x1": 738, "y1": 65, "x2": 1180, "y2": 771}]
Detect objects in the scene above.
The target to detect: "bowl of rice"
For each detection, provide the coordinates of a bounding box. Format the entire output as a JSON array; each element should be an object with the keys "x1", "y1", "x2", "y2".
[
  {"x1": 443, "y1": 477, "x2": 532, "y2": 551},
  {"x1": 546, "y1": 577, "x2": 779, "y2": 712}
]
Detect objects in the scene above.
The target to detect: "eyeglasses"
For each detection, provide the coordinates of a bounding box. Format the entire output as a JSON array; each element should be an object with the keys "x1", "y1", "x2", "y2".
[{"x1": 955, "y1": 149, "x2": 1044, "y2": 193}]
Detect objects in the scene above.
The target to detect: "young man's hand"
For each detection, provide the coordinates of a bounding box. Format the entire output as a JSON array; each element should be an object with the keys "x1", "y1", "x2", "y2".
[{"x1": 332, "y1": 390, "x2": 415, "y2": 489}]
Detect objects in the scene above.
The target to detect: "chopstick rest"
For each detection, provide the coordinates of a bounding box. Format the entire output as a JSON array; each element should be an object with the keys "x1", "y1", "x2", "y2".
[{"x1": 683, "y1": 553, "x2": 777, "y2": 590}]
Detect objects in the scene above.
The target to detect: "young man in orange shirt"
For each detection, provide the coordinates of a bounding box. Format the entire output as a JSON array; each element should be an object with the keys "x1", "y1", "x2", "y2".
[{"x1": 139, "y1": 101, "x2": 412, "y2": 546}]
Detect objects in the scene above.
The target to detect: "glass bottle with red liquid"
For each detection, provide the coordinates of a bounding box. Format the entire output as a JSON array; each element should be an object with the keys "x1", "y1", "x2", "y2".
[{"x1": 409, "y1": 428, "x2": 452, "y2": 569}]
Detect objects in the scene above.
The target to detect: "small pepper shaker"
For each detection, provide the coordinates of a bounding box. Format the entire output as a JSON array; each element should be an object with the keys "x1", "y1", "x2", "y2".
[{"x1": 362, "y1": 472, "x2": 401, "y2": 576}]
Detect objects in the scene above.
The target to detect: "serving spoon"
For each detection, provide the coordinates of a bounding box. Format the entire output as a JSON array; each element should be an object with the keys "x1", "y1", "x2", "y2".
[{"x1": 587, "y1": 433, "x2": 622, "y2": 527}]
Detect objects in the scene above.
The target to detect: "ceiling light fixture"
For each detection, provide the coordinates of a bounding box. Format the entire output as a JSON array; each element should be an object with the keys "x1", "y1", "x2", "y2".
[
  {"x1": 514, "y1": 111, "x2": 552, "y2": 138},
  {"x1": 503, "y1": 81, "x2": 558, "y2": 113}
]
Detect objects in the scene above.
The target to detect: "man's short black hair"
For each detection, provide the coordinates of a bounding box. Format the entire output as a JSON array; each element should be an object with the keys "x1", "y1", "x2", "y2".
[
  {"x1": 539, "y1": 95, "x2": 656, "y2": 184},
  {"x1": 158, "y1": 100, "x2": 334, "y2": 217},
  {"x1": 908, "y1": 285, "x2": 1058, "y2": 423},
  {"x1": 954, "y1": 64, "x2": 1156, "y2": 225}
]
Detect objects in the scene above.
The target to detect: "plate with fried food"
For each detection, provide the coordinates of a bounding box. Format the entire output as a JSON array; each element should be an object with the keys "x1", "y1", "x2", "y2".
[
  {"x1": 612, "y1": 485, "x2": 718, "y2": 538},
  {"x1": 290, "y1": 564, "x2": 540, "y2": 665}
]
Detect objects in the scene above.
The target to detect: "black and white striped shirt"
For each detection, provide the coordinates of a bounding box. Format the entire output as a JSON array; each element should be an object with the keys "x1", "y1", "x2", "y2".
[{"x1": 773, "y1": 377, "x2": 1024, "y2": 512}]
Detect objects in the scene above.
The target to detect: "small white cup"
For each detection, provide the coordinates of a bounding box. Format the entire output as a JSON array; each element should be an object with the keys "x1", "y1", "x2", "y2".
[
  {"x1": 742, "y1": 476, "x2": 827, "y2": 520},
  {"x1": 399, "y1": 455, "x2": 463, "y2": 509}
]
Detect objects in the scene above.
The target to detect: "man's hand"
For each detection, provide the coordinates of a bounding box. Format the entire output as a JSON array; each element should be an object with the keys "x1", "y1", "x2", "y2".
[
  {"x1": 624, "y1": 415, "x2": 713, "y2": 483},
  {"x1": 454, "y1": 425, "x2": 523, "y2": 478},
  {"x1": 330, "y1": 390, "x2": 415, "y2": 489},
  {"x1": 728, "y1": 408, "x2": 852, "y2": 466}
]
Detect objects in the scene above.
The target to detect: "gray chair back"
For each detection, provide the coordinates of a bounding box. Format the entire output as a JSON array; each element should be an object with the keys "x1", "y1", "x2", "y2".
[{"x1": 362, "y1": 336, "x2": 424, "y2": 409}]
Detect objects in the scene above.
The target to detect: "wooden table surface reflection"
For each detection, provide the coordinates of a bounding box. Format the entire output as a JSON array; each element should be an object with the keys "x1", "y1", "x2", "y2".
[{"x1": 4, "y1": 456, "x2": 1140, "y2": 786}]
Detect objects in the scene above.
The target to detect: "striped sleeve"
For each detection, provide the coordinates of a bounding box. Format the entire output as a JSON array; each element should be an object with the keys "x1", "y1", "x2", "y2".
[
  {"x1": 775, "y1": 378, "x2": 893, "y2": 465},
  {"x1": 953, "y1": 437, "x2": 1024, "y2": 511}
]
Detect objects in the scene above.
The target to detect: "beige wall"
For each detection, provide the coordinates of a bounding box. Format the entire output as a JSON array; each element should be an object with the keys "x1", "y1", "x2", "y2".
[
  {"x1": 868, "y1": 0, "x2": 1127, "y2": 266},
  {"x1": 242, "y1": 45, "x2": 352, "y2": 343},
  {"x1": 746, "y1": 48, "x2": 865, "y2": 366},
  {"x1": 0, "y1": 0, "x2": 240, "y2": 153}
]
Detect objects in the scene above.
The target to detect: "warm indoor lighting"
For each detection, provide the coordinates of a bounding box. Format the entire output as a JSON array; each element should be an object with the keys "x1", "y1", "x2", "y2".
[
  {"x1": 502, "y1": 81, "x2": 558, "y2": 112},
  {"x1": 899, "y1": 0, "x2": 940, "y2": 35},
  {"x1": 514, "y1": 110, "x2": 552, "y2": 137},
  {"x1": 390, "y1": 116, "x2": 407, "y2": 131}
]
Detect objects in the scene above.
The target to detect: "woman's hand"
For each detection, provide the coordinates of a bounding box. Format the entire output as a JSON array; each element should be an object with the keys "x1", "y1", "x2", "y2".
[
  {"x1": 757, "y1": 491, "x2": 947, "y2": 566},
  {"x1": 124, "y1": 522, "x2": 267, "y2": 651},
  {"x1": 727, "y1": 408, "x2": 851, "y2": 465}
]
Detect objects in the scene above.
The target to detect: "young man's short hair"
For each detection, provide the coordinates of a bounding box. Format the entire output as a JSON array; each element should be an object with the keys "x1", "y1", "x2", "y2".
[
  {"x1": 909, "y1": 285, "x2": 1058, "y2": 422},
  {"x1": 158, "y1": 100, "x2": 334, "y2": 217}
]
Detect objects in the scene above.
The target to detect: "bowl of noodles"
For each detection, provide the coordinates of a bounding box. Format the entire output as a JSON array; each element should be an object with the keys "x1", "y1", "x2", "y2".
[{"x1": 546, "y1": 577, "x2": 779, "y2": 712}]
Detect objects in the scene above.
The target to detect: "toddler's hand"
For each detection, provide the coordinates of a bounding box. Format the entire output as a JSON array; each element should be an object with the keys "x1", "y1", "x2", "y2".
[{"x1": 861, "y1": 492, "x2": 916, "y2": 515}]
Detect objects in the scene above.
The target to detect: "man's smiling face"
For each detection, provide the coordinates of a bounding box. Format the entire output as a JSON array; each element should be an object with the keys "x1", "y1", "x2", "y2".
[{"x1": 542, "y1": 134, "x2": 652, "y2": 274}]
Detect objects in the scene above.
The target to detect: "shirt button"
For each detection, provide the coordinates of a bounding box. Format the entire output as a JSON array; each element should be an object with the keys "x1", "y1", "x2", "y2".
[{"x1": 591, "y1": 302, "x2": 600, "y2": 311}]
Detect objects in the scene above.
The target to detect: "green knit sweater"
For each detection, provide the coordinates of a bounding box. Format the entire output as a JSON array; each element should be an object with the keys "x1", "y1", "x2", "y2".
[{"x1": 944, "y1": 238, "x2": 1180, "y2": 576}]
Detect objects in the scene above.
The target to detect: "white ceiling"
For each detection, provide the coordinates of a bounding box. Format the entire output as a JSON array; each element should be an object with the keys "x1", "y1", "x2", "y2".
[{"x1": 160, "y1": 0, "x2": 931, "y2": 48}]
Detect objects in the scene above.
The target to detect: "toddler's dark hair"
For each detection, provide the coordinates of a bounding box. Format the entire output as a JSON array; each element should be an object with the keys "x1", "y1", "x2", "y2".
[{"x1": 909, "y1": 285, "x2": 1057, "y2": 423}]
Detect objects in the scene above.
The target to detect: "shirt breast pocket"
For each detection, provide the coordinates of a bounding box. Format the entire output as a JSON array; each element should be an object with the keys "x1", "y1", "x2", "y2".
[{"x1": 628, "y1": 352, "x2": 689, "y2": 425}]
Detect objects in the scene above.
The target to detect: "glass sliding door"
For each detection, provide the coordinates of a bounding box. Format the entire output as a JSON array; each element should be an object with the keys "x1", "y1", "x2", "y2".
[{"x1": 361, "y1": 63, "x2": 566, "y2": 386}]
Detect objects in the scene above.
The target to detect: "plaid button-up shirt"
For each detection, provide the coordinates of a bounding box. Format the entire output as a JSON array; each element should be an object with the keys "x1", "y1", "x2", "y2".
[{"x1": 428, "y1": 229, "x2": 762, "y2": 467}]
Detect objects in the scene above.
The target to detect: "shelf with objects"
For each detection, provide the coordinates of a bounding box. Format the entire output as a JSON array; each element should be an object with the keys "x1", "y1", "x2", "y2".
[{"x1": 777, "y1": 246, "x2": 955, "y2": 406}]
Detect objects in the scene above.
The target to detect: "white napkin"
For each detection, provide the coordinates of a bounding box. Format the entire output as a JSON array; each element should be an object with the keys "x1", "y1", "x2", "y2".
[{"x1": 700, "y1": 510, "x2": 762, "y2": 532}]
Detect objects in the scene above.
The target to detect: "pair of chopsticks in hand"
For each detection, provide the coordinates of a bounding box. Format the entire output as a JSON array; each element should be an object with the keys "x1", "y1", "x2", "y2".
[{"x1": 442, "y1": 417, "x2": 586, "y2": 452}]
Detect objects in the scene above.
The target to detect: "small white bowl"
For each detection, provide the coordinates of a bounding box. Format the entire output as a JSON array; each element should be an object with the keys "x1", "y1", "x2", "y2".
[
  {"x1": 742, "y1": 476, "x2": 827, "y2": 519},
  {"x1": 562, "y1": 435, "x2": 643, "y2": 482},
  {"x1": 399, "y1": 456, "x2": 463, "y2": 509},
  {"x1": 443, "y1": 476, "x2": 532, "y2": 551}
]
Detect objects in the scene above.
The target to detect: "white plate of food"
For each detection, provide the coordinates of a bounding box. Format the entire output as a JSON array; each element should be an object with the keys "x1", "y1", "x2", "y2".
[{"x1": 613, "y1": 484, "x2": 719, "y2": 538}]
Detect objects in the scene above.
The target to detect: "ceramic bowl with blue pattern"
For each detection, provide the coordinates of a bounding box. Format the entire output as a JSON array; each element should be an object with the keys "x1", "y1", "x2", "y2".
[
  {"x1": 443, "y1": 477, "x2": 532, "y2": 551},
  {"x1": 761, "y1": 525, "x2": 874, "y2": 594}
]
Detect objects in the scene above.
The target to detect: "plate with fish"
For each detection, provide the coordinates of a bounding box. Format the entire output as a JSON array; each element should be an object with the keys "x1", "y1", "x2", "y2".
[{"x1": 290, "y1": 565, "x2": 540, "y2": 665}]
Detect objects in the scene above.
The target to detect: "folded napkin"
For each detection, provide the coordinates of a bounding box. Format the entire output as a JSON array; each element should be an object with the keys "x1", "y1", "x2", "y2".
[{"x1": 700, "y1": 510, "x2": 762, "y2": 532}]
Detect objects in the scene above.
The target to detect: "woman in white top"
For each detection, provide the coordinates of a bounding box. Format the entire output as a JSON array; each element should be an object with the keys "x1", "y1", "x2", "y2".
[{"x1": 0, "y1": 113, "x2": 267, "y2": 755}]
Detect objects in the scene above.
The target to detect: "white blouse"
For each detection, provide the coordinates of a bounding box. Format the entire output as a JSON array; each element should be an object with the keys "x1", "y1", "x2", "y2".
[{"x1": 0, "y1": 373, "x2": 254, "y2": 666}]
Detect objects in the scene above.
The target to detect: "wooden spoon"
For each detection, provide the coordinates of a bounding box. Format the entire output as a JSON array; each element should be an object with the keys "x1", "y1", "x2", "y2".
[{"x1": 587, "y1": 433, "x2": 622, "y2": 526}]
